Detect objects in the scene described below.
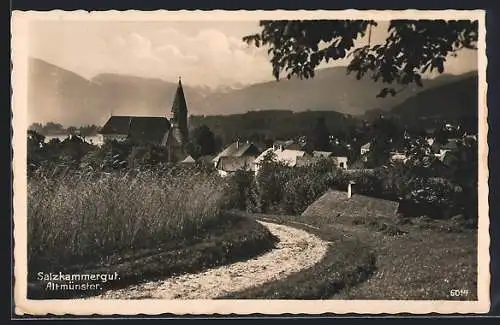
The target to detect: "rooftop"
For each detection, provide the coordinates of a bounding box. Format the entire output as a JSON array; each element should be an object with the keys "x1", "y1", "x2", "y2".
[{"x1": 99, "y1": 116, "x2": 170, "y2": 144}]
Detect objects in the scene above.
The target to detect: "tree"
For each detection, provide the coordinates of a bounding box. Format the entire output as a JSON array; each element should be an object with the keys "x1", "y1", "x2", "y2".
[
  {"x1": 366, "y1": 116, "x2": 401, "y2": 167},
  {"x1": 243, "y1": 20, "x2": 478, "y2": 97},
  {"x1": 311, "y1": 117, "x2": 330, "y2": 151},
  {"x1": 29, "y1": 123, "x2": 44, "y2": 134},
  {"x1": 67, "y1": 126, "x2": 77, "y2": 135},
  {"x1": 191, "y1": 125, "x2": 216, "y2": 158},
  {"x1": 43, "y1": 122, "x2": 64, "y2": 134}
]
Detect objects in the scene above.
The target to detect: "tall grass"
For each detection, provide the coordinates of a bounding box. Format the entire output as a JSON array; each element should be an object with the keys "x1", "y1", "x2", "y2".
[{"x1": 28, "y1": 167, "x2": 230, "y2": 272}]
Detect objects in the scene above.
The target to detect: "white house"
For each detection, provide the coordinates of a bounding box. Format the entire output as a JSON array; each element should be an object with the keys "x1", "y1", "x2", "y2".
[
  {"x1": 253, "y1": 147, "x2": 310, "y2": 175},
  {"x1": 334, "y1": 156, "x2": 349, "y2": 169},
  {"x1": 390, "y1": 151, "x2": 408, "y2": 163},
  {"x1": 312, "y1": 151, "x2": 348, "y2": 169},
  {"x1": 360, "y1": 142, "x2": 371, "y2": 155},
  {"x1": 97, "y1": 132, "x2": 128, "y2": 144},
  {"x1": 212, "y1": 140, "x2": 261, "y2": 176}
]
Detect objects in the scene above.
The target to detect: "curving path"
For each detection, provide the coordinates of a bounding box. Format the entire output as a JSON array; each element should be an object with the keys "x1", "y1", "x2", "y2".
[{"x1": 95, "y1": 221, "x2": 329, "y2": 299}]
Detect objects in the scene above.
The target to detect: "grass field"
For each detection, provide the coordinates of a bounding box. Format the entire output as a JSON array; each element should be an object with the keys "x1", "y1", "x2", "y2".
[
  {"x1": 224, "y1": 211, "x2": 377, "y2": 299},
  {"x1": 27, "y1": 168, "x2": 278, "y2": 299},
  {"x1": 226, "y1": 205, "x2": 477, "y2": 300}
]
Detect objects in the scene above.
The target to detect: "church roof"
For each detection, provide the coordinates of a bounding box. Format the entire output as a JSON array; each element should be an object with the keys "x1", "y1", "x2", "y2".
[
  {"x1": 171, "y1": 79, "x2": 187, "y2": 122},
  {"x1": 99, "y1": 116, "x2": 170, "y2": 144}
]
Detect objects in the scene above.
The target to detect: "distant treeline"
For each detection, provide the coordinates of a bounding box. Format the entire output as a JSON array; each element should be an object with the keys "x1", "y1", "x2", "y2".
[
  {"x1": 29, "y1": 122, "x2": 101, "y2": 136},
  {"x1": 189, "y1": 110, "x2": 360, "y2": 146}
]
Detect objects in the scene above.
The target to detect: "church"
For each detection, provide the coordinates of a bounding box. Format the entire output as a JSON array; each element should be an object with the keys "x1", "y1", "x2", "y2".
[{"x1": 98, "y1": 77, "x2": 190, "y2": 163}]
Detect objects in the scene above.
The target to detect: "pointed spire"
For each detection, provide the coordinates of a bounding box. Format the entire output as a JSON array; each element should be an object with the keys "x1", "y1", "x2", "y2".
[{"x1": 170, "y1": 76, "x2": 188, "y2": 144}]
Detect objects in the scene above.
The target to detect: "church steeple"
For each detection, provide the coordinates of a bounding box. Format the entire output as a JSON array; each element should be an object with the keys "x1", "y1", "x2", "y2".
[{"x1": 170, "y1": 76, "x2": 189, "y2": 145}]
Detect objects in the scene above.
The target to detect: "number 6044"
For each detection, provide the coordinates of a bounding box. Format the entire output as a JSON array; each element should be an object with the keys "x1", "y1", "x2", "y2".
[{"x1": 450, "y1": 289, "x2": 469, "y2": 297}]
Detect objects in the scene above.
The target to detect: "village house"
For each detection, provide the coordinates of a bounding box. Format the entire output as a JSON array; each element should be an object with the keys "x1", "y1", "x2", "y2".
[
  {"x1": 390, "y1": 151, "x2": 409, "y2": 163},
  {"x1": 424, "y1": 133, "x2": 436, "y2": 146},
  {"x1": 179, "y1": 155, "x2": 196, "y2": 164},
  {"x1": 254, "y1": 147, "x2": 311, "y2": 175},
  {"x1": 359, "y1": 141, "x2": 372, "y2": 162},
  {"x1": 273, "y1": 139, "x2": 307, "y2": 151},
  {"x1": 312, "y1": 151, "x2": 348, "y2": 169},
  {"x1": 212, "y1": 140, "x2": 261, "y2": 177},
  {"x1": 360, "y1": 142, "x2": 371, "y2": 156},
  {"x1": 98, "y1": 77, "x2": 189, "y2": 163},
  {"x1": 439, "y1": 138, "x2": 461, "y2": 156},
  {"x1": 431, "y1": 138, "x2": 461, "y2": 162}
]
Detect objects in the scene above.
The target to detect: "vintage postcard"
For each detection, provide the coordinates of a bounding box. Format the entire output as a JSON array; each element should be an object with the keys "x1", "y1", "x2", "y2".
[{"x1": 12, "y1": 9, "x2": 490, "y2": 315}]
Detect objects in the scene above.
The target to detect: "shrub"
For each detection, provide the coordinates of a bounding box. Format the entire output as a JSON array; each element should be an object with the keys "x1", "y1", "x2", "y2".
[{"x1": 222, "y1": 169, "x2": 255, "y2": 211}]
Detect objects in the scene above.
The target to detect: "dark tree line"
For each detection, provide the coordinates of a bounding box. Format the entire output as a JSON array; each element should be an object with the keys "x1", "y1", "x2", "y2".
[{"x1": 29, "y1": 122, "x2": 100, "y2": 136}]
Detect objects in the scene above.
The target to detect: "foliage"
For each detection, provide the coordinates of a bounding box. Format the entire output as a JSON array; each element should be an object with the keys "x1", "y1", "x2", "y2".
[
  {"x1": 243, "y1": 20, "x2": 478, "y2": 97},
  {"x1": 223, "y1": 169, "x2": 256, "y2": 211},
  {"x1": 311, "y1": 117, "x2": 331, "y2": 151},
  {"x1": 239, "y1": 153, "x2": 342, "y2": 215},
  {"x1": 226, "y1": 152, "x2": 477, "y2": 221},
  {"x1": 28, "y1": 131, "x2": 96, "y2": 174},
  {"x1": 189, "y1": 125, "x2": 217, "y2": 158}
]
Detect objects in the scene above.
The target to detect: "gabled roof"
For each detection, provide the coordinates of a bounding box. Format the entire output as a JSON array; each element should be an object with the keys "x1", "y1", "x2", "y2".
[
  {"x1": 99, "y1": 116, "x2": 170, "y2": 144},
  {"x1": 99, "y1": 116, "x2": 132, "y2": 135},
  {"x1": 313, "y1": 151, "x2": 334, "y2": 158},
  {"x1": 361, "y1": 142, "x2": 371, "y2": 150},
  {"x1": 180, "y1": 155, "x2": 196, "y2": 163},
  {"x1": 273, "y1": 140, "x2": 307, "y2": 151},
  {"x1": 254, "y1": 148, "x2": 310, "y2": 167},
  {"x1": 212, "y1": 141, "x2": 260, "y2": 163}
]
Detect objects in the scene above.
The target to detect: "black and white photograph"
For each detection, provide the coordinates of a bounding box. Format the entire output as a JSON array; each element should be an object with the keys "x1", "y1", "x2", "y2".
[{"x1": 12, "y1": 10, "x2": 489, "y2": 315}]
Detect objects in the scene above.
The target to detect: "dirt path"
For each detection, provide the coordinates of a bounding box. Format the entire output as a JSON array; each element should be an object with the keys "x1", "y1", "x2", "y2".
[{"x1": 95, "y1": 221, "x2": 329, "y2": 299}]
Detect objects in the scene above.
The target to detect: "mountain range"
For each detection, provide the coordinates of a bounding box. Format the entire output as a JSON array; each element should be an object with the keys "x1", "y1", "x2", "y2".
[{"x1": 27, "y1": 57, "x2": 477, "y2": 127}]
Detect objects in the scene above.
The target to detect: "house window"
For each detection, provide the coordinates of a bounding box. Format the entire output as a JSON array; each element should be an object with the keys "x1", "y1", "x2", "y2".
[{"x1": 339, "y1": 162, "x2": 345, "y2": 169}]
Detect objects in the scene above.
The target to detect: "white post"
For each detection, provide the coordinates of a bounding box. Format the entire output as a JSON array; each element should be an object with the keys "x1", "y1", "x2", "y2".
[{"x1": 347, "y1": 182, "x2": 352, "y2": 199}]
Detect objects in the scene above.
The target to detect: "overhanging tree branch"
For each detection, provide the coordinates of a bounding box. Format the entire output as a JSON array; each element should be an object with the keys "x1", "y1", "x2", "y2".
[{"x1": 244, "y1": 19, "x2": 478, "y2": 97}]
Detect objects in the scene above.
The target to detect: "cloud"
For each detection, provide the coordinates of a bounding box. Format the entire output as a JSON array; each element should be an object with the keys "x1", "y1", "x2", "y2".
[
  {"x1": 29, "y1": 21, "x2": 477, "y2": 88},
  {"x1": 97, "y1": 27, "x2": 275, "y2": 88}
]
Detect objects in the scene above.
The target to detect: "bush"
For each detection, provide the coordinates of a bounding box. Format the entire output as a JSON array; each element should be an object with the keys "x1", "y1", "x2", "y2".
[
  {"x1": 222, "y1": 169, "x2": 255, "y2": 211},
  {"x1": 248, "y1": 156, "x2": 343, "y2": 215}
]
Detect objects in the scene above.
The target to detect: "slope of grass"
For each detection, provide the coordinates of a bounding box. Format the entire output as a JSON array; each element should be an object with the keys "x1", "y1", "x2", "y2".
[
  {"x1": 27, "y1": 169, "x2": 278, "y2": 299},
  {"x1": 222, "y1": 211, "x2": 377, "y2": 299},
  {"x1": 301, "y1": 190, "x2": 400, "y2": 220},
  {"x1": 224, "y1": 207, "x2": 477, "y2": 300}
]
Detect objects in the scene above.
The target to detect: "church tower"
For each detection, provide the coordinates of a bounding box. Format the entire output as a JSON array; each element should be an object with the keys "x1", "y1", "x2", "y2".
[
  {"x1": 170, "y1": 76, "x2": 189, "y2": 146},
  {"x1": 164, "y1": 77, "x2": 189, "y2": 163}
]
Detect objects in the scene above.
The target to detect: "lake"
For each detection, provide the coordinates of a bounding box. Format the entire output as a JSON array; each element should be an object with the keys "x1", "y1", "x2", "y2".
[{"x1": 44, "y1": 135, "x2": 104, "y2": 147}]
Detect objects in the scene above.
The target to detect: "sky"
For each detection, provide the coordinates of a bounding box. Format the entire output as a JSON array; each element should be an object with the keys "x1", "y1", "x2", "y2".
[{"x1": 28, "y1": 20, "x2": 478, "y2": 89}]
